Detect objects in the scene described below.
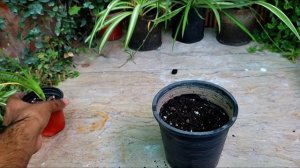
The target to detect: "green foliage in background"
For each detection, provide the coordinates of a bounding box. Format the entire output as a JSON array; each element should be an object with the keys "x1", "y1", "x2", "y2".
[
  {"x1": 0, "y1": 52, "x2": 78, "y2": 126},
  {"x1": 256, "y1": 0, "x2": 300, "y2": 61},
  {"x1": 0, "y1": 44, "x2": 79, "y2": 87},
  {"x1": 3, "y1": 0, "x2": 111, "y2": 45},
  {"x1": 24, "y1": 37, "x2": 80, "y2": 86},
  {"x1": 0, "y1": 17, "x2": 5, "y2": 31}
]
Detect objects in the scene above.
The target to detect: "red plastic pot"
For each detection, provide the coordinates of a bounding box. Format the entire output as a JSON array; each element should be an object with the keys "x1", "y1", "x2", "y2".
[
  {"x1": 22, "y1": 87, "x2": 65, "y2": 137},
  {"x1": 42, "y1": 109, "x2": 65, "y2": 137},
  {"x1": 100, "y1": 20, "x2": 123, "y2": 41}
]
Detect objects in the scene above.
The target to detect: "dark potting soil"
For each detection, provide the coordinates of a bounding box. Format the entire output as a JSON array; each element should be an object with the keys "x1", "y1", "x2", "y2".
[{"x1": 160, "y1": 94, "x2": 229, "y2": 132}]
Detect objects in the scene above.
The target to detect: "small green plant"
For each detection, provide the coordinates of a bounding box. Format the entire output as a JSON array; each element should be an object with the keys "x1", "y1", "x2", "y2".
[
  {"x1": 0, "y1": 64, "x2": 46, "y2": 128},
  {"x1": 0, "y1": 69, "x2": 46, "y2": 101}
]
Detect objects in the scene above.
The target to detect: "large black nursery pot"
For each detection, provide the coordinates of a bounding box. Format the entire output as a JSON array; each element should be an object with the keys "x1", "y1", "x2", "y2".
[
  {"x1": 128, "y1": 12, "x2": 162, "y2": 51},
  {"x1": 172, "y1": 7, "x2": 206, "y2": 43},
  {"x1": 23, "y1": 87, "x2": 65, "y2": 137},
  {"x1": 217, "y1": 8, "x2": 256, "y2": 46},
  {"x1": 152, "y1": 80, "x2": 238, "y2": 168}
]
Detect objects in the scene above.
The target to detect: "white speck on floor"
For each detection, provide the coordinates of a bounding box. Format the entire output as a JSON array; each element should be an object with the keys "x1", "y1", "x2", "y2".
[{"x1": 260, "y1": 68, "x2": 267, "y2": 72}]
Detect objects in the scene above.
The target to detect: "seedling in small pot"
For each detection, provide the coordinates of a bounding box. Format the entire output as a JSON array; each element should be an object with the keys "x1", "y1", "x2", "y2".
[
  {"x1": 22, "y1": 87, "x2": 65, "y2": 137},
  {"x1": 0, "y1": 68, "x2": 65, "y2": 137}
]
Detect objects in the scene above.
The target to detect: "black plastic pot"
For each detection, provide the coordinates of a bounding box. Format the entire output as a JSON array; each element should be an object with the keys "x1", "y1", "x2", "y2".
[
  {"x1": 128, "y1": 13, "x2": 162, "y2": 51},
  {"x1": 172, "y1": 8, "x2": 206, "y2": 43},
  {"x1": 152, "y1": 80, "x2": 238, "y2": 168},
  {"x1": 217, "y1": 8, "x2": 256, "y2": 46}
]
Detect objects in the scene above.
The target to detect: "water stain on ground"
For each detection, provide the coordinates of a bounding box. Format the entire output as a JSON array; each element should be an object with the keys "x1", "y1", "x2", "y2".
[{"x1": 76, "y1": 111, "x2": 109, "y2": 133}]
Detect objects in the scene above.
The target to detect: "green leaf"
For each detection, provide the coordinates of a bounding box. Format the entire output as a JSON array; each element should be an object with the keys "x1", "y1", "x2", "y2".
[
  {"x1": 124, "y1": 4, "x2": 141, "y2": 49},
  {"x1": 0, "y1": 71, "x2": 45, "y2": 101},
  {"x1": 52, "y1": 6, "x2": 58, "y2": 12},
  {"x1": 83, "y1": 2, "x2": 94, "y2": 9},
  {"x1": 55, "y1": 20, "x2": 62, "y2": 36},
  {"x1": 35, "y1": 41, "x2": 44, "y2": 49},
  {"x1": 98, "y1": 12, "x2": 131, "y2": 53},
  {"x1": 28, "y1": 2, "x2": 43, "y2": 15},
  {"x1": 48, "y1": 2, "x2": 55, "y2": 7},
  {"x1": 69, "y1": 5, "x2": 81, "y2": 16},
  {"x1": 181, "y1": 0, "x2": 193, "y2": 37},
  {"x1": 255, "y1": 1, "x2": 300, "y2": 41},
  {"x1": 39, "y1": 0, "x2": 49, "y2": 3}
]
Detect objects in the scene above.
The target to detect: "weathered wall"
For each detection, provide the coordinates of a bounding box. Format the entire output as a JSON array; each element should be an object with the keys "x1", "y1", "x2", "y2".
[{"x1": 0, "y1": 2, "x2": 26, "y2": 58}]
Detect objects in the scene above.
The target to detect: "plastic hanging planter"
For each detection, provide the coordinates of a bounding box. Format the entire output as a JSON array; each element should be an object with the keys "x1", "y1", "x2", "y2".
[
  {"x1": 23, "y1": 87, "x2": 65, "y2": 137},
  {"x1": 152, "y1": 80, "x2": 238, "y2": 168}
]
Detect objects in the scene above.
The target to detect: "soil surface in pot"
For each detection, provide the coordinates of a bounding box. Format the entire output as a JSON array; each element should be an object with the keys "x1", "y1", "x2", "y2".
[{"x1": 160, "y1": 94, "x2": 229, "y2": 132}]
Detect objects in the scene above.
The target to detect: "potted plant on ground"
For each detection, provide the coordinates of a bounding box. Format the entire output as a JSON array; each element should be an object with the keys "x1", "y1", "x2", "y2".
[
  {"x1": 85, "y1": 0, "x2": 173, "y2": 53},
  {"x1": 152, "y1": 80, "x2": 238, "y2": 168},
  {"x1": 0, "y1": 68, "x2": 65, "y2": 137},
  {"x1": 169, "y1": 0, "x2": 207, "y2": 43},
  {"x1": 217, "y1": 7, "x2": 256, "y2": 46},
  {"x1": 215, "y1": 0, "x2": 300, "y2": 46},
  {"x1": 156, "y1": 0, "x2": 228, "y2": 44},
  {"x1": 158, "y1": 0, "x2": 300, "y2": 46}
]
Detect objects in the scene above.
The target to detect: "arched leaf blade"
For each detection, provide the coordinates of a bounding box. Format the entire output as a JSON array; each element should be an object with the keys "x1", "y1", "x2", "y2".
[
  {"x1": 124, "y1": 4, "x2": 141, "y2": 49},
  {"x1": 255, "y1": 1, "x2": 300, "y2": 40},
  {"x1": 98, "y1": 12, "x2": 131, "y2": 53}
]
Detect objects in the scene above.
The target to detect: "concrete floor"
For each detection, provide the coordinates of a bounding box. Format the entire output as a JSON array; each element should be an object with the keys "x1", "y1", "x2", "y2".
[{"x1": 29, "y1": 29, "x2": 300, "y2": 167}]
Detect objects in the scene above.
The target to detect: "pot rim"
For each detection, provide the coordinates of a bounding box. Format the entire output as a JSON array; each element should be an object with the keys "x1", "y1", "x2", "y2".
[
  {"x1": 23, "y1": 87, "x2": 64, "y2": 103},
  {"x1": 152, "y1": 80, "x2": 238, "y2": 137}
]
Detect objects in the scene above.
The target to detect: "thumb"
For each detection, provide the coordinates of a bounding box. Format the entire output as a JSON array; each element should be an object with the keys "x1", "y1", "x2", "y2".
[{"x1": 34, "y1": 98, "x2": 69, "y2": 116}]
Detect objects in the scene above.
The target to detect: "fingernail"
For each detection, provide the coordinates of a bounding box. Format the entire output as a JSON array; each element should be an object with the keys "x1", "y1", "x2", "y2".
[{"x1": 62, "y1": 98, "x2": 69, "y2": 105}]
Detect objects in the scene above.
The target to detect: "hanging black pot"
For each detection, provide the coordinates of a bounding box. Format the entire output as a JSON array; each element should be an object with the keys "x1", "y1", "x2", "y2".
[
  {"x1": 172, "y1": 7, "x2": 206, "y2": 43},
  {"x1": 152, "y1": 80, "x2": 238, "y2": 168},
  {"x1": 217, "y1": 8, "x2": 256, "y2": 46},
  {"x1": 128, "y1": 12, "x2": 162, "y2": 51}
]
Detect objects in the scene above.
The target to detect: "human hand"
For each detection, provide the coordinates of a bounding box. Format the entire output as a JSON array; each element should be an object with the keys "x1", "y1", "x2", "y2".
[{"x1": 0, "y1": 93, "x2": 68, "y2": 167}]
